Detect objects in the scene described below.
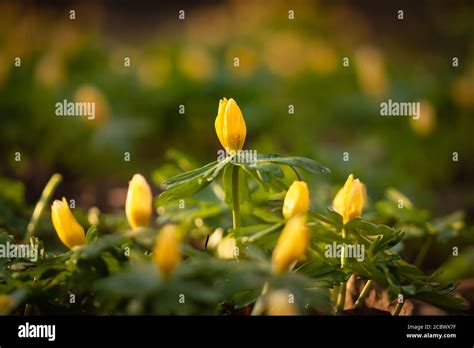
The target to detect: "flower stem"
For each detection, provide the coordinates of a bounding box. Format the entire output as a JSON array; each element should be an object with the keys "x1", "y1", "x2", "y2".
[
  {"x1": 250, "y1": 282, "x2": 268, "y2": 316},
  {"x1": 290, "y1": 165, "x2": 303, "y2": 181},
  {"x1": 393, "y1": 301, "x2": 404, "y2": 316},
  {"x1": 231, "y1": 165, "x2": 241, "y2": 230},
  {"x1": 336, "y1": 228, "x2": 347, "y2": 313},
  {"x1": 24, "y1": 173, "x2": 62, "y2": 243},
  {"x1": 354, "y1": 279, "x2": 374, "y2": 308}
]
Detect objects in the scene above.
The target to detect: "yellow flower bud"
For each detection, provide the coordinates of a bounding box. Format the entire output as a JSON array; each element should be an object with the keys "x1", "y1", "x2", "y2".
[
  {"x1": 153, "y1": 225, "x2": 181, "y2": 278},
  {"x1": 332, "y1": 174, "x2": 366, "y2": 224},
  {"x1": 125, "y1": 174, "x2": 153, "y2": 229},
  {"x1": 51, "y1": 197, "x2": 85, "y2": 249},
  {"x1": 272, "y1": 215, "x2": 309, "y2": 273},
  {"x1": 282, "y1": 181, "x2": 310, "y2": 219},
  {"x1": 214, "y1": 98, "x2": 247, "y2": 152}
]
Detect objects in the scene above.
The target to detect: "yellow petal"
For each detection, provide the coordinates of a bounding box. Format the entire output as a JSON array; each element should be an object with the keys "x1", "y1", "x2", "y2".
[
  {"x1": 282, "y1": 181, "x2": 310, "y2": 219},
  {"x1": 272, "y1": 215, "x2": 309, "y2": 273},
  {"x1": 215, "y1": 98, "x2": 228, "y2": 150},
  {"x1": 125, "y1": 174, "x2": 153, "y2": 229},
  {"x1": 51, "y1": 197, "x2": 85, "y2": 249},
  {"x1": 332, "y1": 174, "x2": 366, "y2": 223},
  {"x1": 214, "y1": 98, "x2": 246, "y2": 152}
]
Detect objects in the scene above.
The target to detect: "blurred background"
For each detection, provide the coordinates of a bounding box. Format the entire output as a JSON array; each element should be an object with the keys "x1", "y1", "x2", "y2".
[{"x1": 1, "y1": 0, "x2": 473, "y2": 228}]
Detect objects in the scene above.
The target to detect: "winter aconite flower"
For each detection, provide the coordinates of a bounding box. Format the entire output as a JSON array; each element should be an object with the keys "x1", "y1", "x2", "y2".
[
  {"x1": 282, "y1": 181, "x2": 309, "y2": 219},
  {"x1": 272, "y1": 215, "x2": 309, "y2": 273},
  {"x1": 125, "y1": 174, "x2": 153, "y2": 229},
  {"x1": 153, "y1": 225, "x2": 181, "y2": 278},
  {"x1": 332, "y1": 174, "x2": 366, "y2": 224},
  {"x1": 215, "y1": 98, "x2": 247, "y2": 152},
  {"x1": 51, "y1": 198, "x2": 86, "y2": 249}
]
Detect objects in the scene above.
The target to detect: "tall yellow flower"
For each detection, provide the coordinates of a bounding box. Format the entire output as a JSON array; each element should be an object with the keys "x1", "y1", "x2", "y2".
[
  {"x1": 214, "y1": 98, "x2": 247, "y2": 152},
  {"x1": 332, "y1": 174, "x2": 366, "y2": 224},
  {"x1": 282, "y1": 181, "x2": 309, "y2": 219},
  {"x1": 272, "y1": 215, "x2": 309, "y2": 273},
  {"x1": 125, "y1": 174, "x2": 152, "y2": 229},
  {"x1": 51, "y1": 197, "x2": 85, "y2": 249},
  {"x1": 153, "y1": 225, "x2": 181, "y2": 278}
]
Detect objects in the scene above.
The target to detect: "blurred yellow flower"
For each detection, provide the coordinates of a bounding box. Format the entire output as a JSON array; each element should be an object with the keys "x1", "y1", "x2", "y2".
[
  {"x1": 35, "y1": 51, "x2": 64, "y2": 87},
  {"x1": 452, "y1": 70, "x2": 474, "y2": 109},
  {"x1": 217, "y1": 236, "x2": 237, "y2": 260},
  {"x1": 263, "y1": 32, "x2": 306, "y2": 77},
  {"x1": 306, "y1": 40, "x2": 337, "y2": 75},
  {"x1": 0, "y1": 295, "x2": 12, "y2": 314},
  {"x1": 266, "y1": 290, "x2": 299, "y2": 315},
  {"x1": 74, "y1": 85, "x2": 110, "y2": 127},
  {"x1": 51, "y1": 197, "x2": 86, "y2": 249},
  {"x1": 136, "y1": 54, "x2": 171, "y2": 87},
  {"x1": 410, "y1": 100, "x2": 436, "y2": 136},
  {"x1": 153, "y1": 225, "x2": 181, "y2": 277},
  {"x1": 272, "y1": 215, "x2": 309, "y2": 273},
  {"x1": 355, "y1": 46, "x2": 388, "y2": 97},
  {"x1": 282, "y1": 181, "x2": 310, "y2": 219},
  {"x1": 178, "y1": 47, "x2": 215, "y2": 82},
  {"x1": 227, "y1": 45, "x2": 259, "y2": 78},
  {"x1": 333, "y1": 174, "x2": 366, "y2": 224},
  {"x1": 215, "y1": 98, "x2": 247, "y2": 152},
  {"x1": 125, "y1": 174, "x2": 153, "y2": 229}
]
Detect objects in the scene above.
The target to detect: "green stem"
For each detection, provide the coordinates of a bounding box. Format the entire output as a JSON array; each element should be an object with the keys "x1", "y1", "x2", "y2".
[
  {"x1": 336, "y1": 228, "x2": 347, "y2": 313},
  {"x1": 231, "y1": 165, "x2": 241, "y2": 230},
  {"x1": 24, "y1": 173, "x2": 62, "y2": 243},
  {"x1": 290, "y1": 166, "x2": 303, "y2": 181},
  {"x1": 336, "y1": 282, "x2": 346, "y2": 313},
  {"x1": 250, "y1": 282, "x2": 268, "y2": 316},
  {"x1": 393, "y1": 301, "x2": 404, "y2": 316},
  {"x1": 414, "y1": 236, "x2": 433, "y2": 268},
  {"x1": 354, "y1": 279, "x2": 374, "y2": 308}
]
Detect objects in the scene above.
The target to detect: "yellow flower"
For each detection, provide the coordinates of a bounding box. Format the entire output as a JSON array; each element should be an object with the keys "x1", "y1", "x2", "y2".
[
  {"x1": 272, "y1": 215, "x2": 309, "y2": 273},
  {"x1": 332, "y1": 174, "x2": 366, "y2": 224},
  {"x1": 215, "y1": 98, "x2": 247, "y2": 152},
  {"x1": 153, "y1": 225, "x2": 181, "y2": 277},
  {"x1": 216, "y1": 236, "x2": 237, "y2": 260},
  {"x1": 125, "y1": 174, "x2": 153, "y2": 229},
  {"x1": 266, "y1": 290, "x2": 299, "y2": 316},
  {"x1": 282, "y1": 181, "x2": 310, "y2": 219},
  {"x1": 51, "y1": 197, "x2": 85, "y2": 249},
  {"x1": 0, "y1": 295, "x2": 12, "y2": 314}
]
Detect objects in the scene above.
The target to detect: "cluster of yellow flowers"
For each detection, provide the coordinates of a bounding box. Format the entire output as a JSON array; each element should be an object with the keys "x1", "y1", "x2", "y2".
[
  {"x1": 50, "y1": 173, "x2": 181, "y2": 278},
  {"x1": 49, "y1": 97, "x2": 366, "y2": 281}
]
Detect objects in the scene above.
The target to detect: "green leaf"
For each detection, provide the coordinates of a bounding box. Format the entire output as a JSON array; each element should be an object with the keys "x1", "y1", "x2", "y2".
[
  {"x1": 345, "y1": 218, "x2": 397, "y2": 236},
  {"x1": 159, "y1": 159, "x2": 231, "y2": 203},
  {"x1": 85, "y1": 226, "x2": 98, "y2": 244},
  {"x1": 161, "y1": 161, "x2": 219, "y2": 190},
  {"x1": 256, "y1": 154, "x2": 330, "y2": 174}
]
